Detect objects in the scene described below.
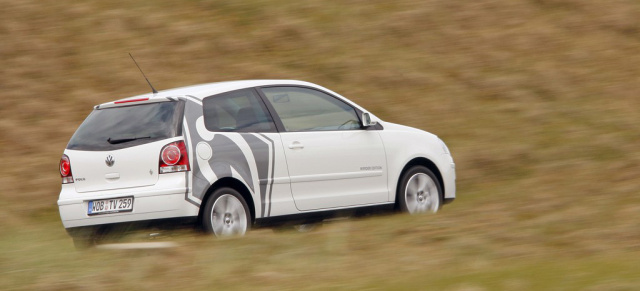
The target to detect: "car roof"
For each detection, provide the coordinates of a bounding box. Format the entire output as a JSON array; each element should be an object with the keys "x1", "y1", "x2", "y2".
[
  {"x1": 110, "y1": 79, "x2": 319, "y2": 104},
  {"x1": 97, "y1": 79, "x2": 377, "y2": 120}
]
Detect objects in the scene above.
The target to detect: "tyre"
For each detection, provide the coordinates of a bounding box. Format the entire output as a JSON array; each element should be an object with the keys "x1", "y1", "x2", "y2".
[
  {"x1": 398, "y1": 166, "x2": 442, "y2": 214},
  {"x1": 202, "y1": 187, "x2": 251, "y2": 237}
]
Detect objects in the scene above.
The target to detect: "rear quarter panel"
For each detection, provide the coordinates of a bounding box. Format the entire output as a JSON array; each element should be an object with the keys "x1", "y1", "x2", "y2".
[{"x1": 183, "y1": 97, "x2": 295, "y2": 219}]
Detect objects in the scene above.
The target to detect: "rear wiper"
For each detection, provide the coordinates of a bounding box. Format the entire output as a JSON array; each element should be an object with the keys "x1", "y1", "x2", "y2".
[{"x1": 107, "y1": 136, "x2": 150, "y2": 144}]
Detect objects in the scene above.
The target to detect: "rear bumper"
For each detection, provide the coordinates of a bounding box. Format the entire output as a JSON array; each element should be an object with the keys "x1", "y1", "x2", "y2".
[{"x1": 58, "y1": 175, "x2": 199, "y2": 229}]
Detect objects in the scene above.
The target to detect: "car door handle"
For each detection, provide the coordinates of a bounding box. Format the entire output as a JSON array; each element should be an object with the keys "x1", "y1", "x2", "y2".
[
  {"x1": 288, "y1": 142, "x2": 304, "y2": 150},
  {"x1": 105, "y1": 173, "x2": 120, "y2": 180}
]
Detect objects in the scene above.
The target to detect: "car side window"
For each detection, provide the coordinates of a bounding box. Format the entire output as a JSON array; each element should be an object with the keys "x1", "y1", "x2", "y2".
[
  {"x1": 203, "y1": 89, "x2": 276, "y2": 133},
  {"x1": 261, "y1": 87, "x2": 361, "y2": 132}
]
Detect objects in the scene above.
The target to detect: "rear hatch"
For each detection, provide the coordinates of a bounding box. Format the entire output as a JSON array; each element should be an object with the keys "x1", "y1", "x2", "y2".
[{"x1": 66, "y1": 100, "x2": 185, "y2": 193}]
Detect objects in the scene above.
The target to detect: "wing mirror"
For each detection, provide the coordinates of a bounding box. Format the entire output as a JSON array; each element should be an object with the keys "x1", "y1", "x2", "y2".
[{"x1": 361, "y1": 112, "x2": 378, "y2": 128}]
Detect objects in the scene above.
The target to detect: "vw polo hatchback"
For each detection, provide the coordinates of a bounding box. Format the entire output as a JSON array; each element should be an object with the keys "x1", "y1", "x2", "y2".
[{"x1": 58, "y1": 80, "x2": 455, "y2": 245}]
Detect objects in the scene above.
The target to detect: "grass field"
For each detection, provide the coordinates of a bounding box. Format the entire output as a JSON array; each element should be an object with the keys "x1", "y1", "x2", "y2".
[{"x1": 1, "y1": 0, "x2": 639, "y2": 290}]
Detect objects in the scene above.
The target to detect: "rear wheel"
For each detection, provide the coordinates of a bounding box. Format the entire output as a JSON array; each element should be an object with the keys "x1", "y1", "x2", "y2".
[
  {"x1": 202, "y1": 187, "x2": 251, "y2": 237},
  {"x1": 398, "y1": 166, "x2": 442, "y2": 214}
]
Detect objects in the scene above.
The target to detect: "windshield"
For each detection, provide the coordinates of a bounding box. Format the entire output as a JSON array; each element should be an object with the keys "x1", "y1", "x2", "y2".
[{"x1": 67, "y1": 101, "x2": 184, "y2": 151}]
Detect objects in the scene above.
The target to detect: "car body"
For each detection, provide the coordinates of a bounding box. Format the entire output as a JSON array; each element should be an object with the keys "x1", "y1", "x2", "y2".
[{"x1": 58, "y1": 80, "x2": 455, "y2": 242}]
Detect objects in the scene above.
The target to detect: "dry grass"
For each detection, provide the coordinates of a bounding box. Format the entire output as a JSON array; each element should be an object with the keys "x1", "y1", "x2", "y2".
[{"x1": 1, "y1": 0, "x2": 639, "y2": 289}]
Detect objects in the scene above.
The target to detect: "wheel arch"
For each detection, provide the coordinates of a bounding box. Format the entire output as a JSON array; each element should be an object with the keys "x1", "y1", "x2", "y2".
[
  {"x1": 198, "y1": 177, "x2": 256, "y2": 225},
  {"x1": 396, "y1": 157, "x2": 445, "y2": 203}
]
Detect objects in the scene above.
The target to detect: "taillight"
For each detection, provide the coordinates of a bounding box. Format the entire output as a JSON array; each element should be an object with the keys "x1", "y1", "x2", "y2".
[
  {"x1": 60, "y1": 154, "x2": 74, "y2": 184},
  {"x1": 159, "y1": 141, "x2": 190, "y2": 174}
]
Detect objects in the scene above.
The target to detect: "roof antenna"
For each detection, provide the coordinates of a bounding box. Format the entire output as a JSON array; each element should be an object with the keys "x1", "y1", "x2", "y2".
[{"x1": 129, "y1": 53, "x2": 158, "y2": 94}]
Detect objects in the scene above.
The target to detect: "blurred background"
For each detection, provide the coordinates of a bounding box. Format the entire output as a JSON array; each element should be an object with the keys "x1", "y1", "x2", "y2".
[{"x1": 1, "y1": 0, "x2": 639, "y2": 289}]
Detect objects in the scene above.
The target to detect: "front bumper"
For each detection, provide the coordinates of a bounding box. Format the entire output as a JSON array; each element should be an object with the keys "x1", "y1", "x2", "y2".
[{"x1": 442, "y1": 159, "x2": 456, "y2": 200}]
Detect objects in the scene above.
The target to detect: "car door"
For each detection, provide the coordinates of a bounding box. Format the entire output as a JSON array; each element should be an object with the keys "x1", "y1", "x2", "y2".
[{"x1": 259, "y1": 86, "x2": 388, "y2": 211}]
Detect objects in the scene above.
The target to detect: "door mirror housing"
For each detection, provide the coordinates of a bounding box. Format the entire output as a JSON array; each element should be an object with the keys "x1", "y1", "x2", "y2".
[{"x1": 361, "y1": 112, "x2": 377, "y2": 128}]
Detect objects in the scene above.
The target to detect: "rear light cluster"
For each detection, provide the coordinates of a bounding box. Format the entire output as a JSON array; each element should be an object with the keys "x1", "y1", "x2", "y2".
[
  {"x1": 60, "y1": 154, "x2": 74, "y2": 184},
  {"x1": 159, "y1": 141, "x2": 190, "y2": 174}
]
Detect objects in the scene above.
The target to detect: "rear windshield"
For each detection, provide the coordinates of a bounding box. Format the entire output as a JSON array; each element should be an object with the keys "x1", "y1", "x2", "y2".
[{"x1": 67, "y1": 101, "x2": 184, "y2": 151}]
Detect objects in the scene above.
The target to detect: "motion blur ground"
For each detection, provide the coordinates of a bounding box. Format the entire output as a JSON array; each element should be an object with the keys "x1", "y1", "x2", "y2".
[{"x1": 1, "y1": 0, "x2": 639, "y2": 290}]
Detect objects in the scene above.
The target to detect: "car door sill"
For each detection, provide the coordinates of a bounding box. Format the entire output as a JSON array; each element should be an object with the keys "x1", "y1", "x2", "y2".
[
  {"x1": 255, "y1": 202, "x2": 395, "y2": 227},
  {"x1": 289, "y1": 170, "x2": 384, "y2": 183}
]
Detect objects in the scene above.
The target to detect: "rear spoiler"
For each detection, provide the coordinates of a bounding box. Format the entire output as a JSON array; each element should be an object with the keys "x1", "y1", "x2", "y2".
[{"x1": 95, "y1": 96, "x2": 182, "y2": 109}]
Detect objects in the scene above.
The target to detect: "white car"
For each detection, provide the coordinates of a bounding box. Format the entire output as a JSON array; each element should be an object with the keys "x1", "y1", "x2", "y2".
[{"x1": 58, "y1": 80, "x2": 455, "y2": 244}]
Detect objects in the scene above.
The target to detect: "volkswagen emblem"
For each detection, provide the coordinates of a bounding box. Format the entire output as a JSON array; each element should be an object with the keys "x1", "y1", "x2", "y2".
[{"x1": 105, "y1": 155, "x2": 115, "y2": 167}]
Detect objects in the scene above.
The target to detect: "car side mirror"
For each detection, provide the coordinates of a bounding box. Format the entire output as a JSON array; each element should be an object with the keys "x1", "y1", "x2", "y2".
[{"x1": 361, "y1": 112, "x2": 377, "y2": 128}]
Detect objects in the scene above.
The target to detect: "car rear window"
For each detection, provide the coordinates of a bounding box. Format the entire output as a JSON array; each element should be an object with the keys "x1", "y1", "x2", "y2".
[{"x1": 67, "y1": 101, "x2": 184, "y2": 151}]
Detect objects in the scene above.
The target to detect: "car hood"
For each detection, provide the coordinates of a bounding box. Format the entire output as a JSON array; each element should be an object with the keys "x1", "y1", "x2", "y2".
[{"x1": 380, "y1": 121, "x2": 438, "y2": 138}]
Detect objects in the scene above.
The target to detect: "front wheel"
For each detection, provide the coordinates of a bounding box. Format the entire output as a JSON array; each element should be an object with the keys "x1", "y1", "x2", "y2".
[
  {"x1": 398, "y1": 166, "x2": 442, "y2": 214},
  {"x1": 202, "y1": 187, "x2": 251, "y2": 237}
]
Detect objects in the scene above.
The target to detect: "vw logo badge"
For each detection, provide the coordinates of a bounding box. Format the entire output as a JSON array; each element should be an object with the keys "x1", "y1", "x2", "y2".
[{"x1": 105, "y1": 155, "x2": 115, "y2": 167}]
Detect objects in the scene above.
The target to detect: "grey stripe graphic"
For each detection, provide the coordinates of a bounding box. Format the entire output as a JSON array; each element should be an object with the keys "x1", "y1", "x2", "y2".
[
  {"x1": 183, "y1": 99, "x2": 210, "y2": 201},
  {"x1": 182, "y1": 125, "x2": 199, "y2": 206},
  {"x1": 185, "y1": 95, "x2": 202, "y2": 103},
  {"x1": 208, "y1": 134, "x2": 255, "y2": 195},
  {"x1": 241, "y1": 134, "x2": 270, "y2": 218},
  {"x1": 184, "y1": 171, "x2": 198, "y2": 206},
  {"x1": 257, "y1": 133, "x2": 276, "y2": 217}
]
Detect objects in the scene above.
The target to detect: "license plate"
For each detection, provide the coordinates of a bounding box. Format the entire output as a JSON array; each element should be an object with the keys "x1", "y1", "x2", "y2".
[{"x1": 88, "y1": 197, "x2": 134, "y2": 215}]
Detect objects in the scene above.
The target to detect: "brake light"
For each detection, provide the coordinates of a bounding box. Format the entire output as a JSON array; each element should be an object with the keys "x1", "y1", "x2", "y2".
[
  {"x1": 159, "y1": 141, "x2": 190, "y2": 174},
  {"x1": 60, "y1": 154, "x2": 74, "y2": 184},
  {"x1": 114, "y1": 97, "x2": 149, "y2": 104}
]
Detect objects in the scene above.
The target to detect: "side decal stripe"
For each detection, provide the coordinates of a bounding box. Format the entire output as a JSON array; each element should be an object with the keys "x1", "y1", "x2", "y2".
[
  {"x1": 257, "y1": 133, "x2": 276, "y2": 217},
  {"x1": 239, "y1": 134, "x2": 268, "y2": 217},
  {"x1": 182, "y1": 116, "x2": 201, "y2": 206},
  {"x1": 185, "y1": 95, "x2": 203, "y2": 105}
]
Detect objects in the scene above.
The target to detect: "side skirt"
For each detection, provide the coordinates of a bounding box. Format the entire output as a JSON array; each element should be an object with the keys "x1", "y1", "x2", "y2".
[{"x1": 255, "y1": 203, "x2": 396, "y2": 228}]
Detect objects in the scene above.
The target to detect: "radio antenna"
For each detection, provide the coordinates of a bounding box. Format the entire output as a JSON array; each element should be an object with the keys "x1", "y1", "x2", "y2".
[{"x1": 129, "y1": 53, "x2": 158, "y2": 94}]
